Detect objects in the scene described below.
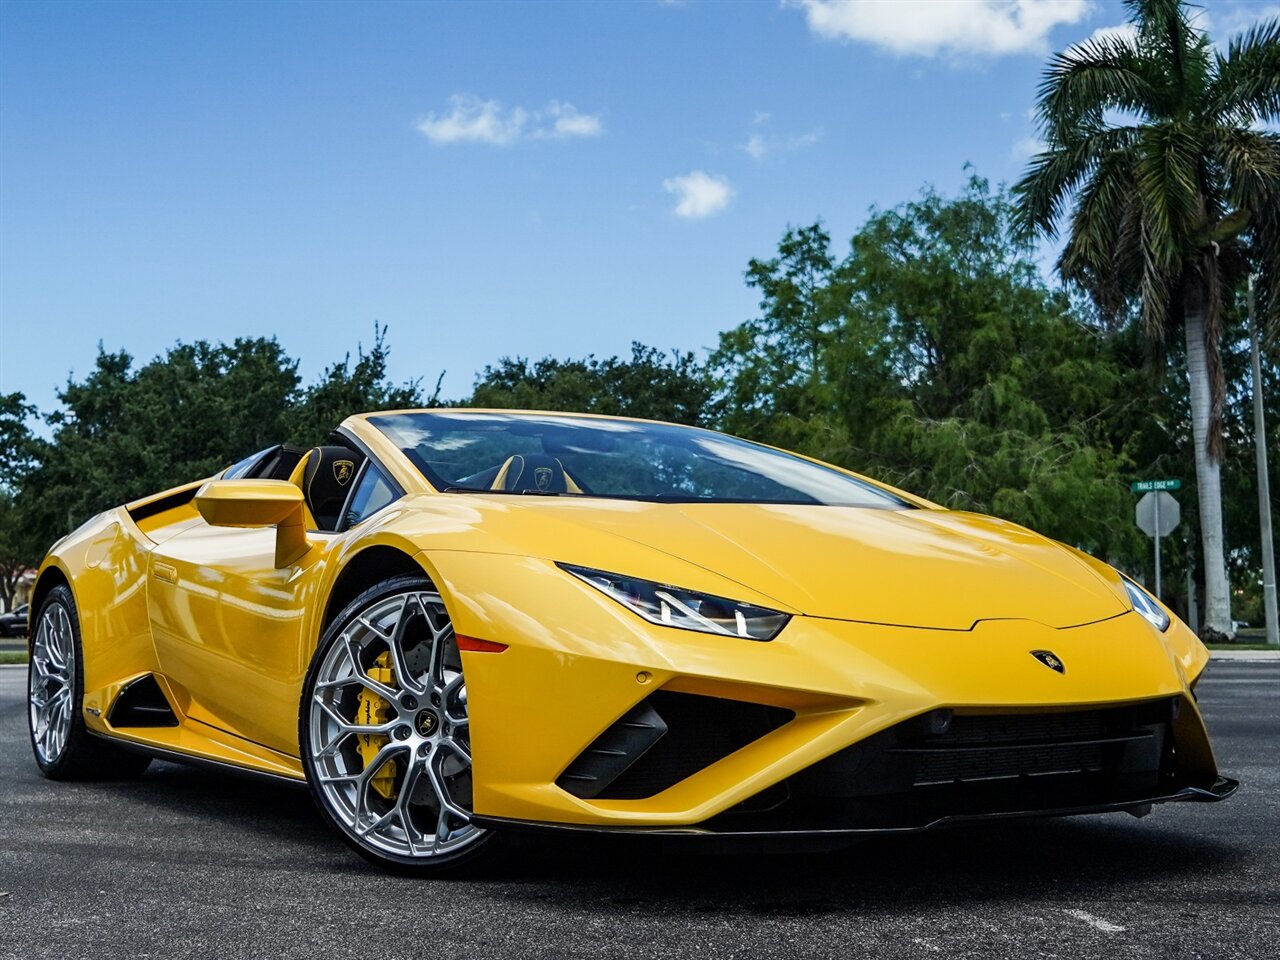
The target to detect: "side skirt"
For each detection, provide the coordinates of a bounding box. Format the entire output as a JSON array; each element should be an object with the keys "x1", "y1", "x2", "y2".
[{"x1": 91, "y1": 731, "x2": 308, "y2": 790}]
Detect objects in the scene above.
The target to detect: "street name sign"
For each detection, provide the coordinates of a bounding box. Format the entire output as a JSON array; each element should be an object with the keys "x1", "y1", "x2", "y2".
[{"x1": 1131, "y1": 478, "x2": 1182, "y2": 492}]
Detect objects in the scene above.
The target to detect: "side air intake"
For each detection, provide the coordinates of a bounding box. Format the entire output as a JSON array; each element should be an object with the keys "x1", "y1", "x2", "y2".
[{"x1": 107, "y1": 674, "x2": 179, "y2": 728}]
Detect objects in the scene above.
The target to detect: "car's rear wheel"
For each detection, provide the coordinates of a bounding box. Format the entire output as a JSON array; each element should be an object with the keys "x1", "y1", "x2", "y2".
[
  {"x1": 28, "y1": 584, "x2": 151, "y2": 780},
  {"x1": 300, "y1": 575, "x2": 494, "y2": 873}
]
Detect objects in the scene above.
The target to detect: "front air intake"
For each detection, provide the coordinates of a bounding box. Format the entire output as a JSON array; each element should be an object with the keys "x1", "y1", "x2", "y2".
[{"x1": 557, "y1": 691, "x2": 793, "y2": 800}]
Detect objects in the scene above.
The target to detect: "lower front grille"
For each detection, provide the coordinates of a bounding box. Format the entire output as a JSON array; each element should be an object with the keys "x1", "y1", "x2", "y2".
[
  {"x1": 912, "y1": 740, "x2": 1106, "y2": 784},
  {"x1": 891, "y1": 709, "x2": 1167, "y2": 786},
  {"x1": 708, "y1": 698, "x2": 1181, "y2": 832}
]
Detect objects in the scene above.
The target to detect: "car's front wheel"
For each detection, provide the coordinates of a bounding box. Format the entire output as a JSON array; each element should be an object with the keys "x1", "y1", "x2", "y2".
[
  {"x1": 300, "y1": 575, "x2": 494, "y2": 873},
  {"x1": 28, "y1": 584, "x2": 151, "y2": 780}
]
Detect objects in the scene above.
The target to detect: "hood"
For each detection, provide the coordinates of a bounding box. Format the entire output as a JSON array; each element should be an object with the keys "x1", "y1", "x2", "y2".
[
  {"x1": 503, "y1": 500, "x2": 1126, "y2": 630},
  {"x1": 388, "y1": 495, "x2": 1128, "y2": 630}
]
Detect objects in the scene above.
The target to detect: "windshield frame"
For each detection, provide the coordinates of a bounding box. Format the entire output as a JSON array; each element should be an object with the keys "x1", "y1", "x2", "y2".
[{"x1": 366, "y1": 410, "x2": 915, "y2": 509}]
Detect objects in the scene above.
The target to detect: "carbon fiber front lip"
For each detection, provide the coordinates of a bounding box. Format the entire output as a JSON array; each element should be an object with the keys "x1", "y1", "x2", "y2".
[{"x1": 471, "y1": 777, "x2": 1239, "y2": 837}]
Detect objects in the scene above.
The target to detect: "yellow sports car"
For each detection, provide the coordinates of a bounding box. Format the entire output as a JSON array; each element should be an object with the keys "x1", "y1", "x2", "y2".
[{"x1": 27, "y1": 409, "x2": 1236, "y2": 872}]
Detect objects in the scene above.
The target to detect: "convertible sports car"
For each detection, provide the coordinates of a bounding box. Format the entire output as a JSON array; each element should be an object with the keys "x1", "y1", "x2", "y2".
[{"x1": 27, "y1": 409, "x2": 1236, "y2": 872}]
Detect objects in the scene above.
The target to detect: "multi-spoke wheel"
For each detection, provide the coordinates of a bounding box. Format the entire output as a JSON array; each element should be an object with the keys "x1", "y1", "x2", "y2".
[
  {"x1": 27, "y1": 584, "x2": 150, "y2": 780},
  {"x1": 301, "y1": 575, "x2": 493, "y2": 872},
  {"x1": 29, "y1": 597, "x2": 74, "y2": 765}
]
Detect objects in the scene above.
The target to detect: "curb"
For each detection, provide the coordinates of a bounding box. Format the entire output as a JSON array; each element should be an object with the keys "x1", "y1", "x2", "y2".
[{"x1": 1209, "y1": 650, "x2": 1280, "y2": 661}]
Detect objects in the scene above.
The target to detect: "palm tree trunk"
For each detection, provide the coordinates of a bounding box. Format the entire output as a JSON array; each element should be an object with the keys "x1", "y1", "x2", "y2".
[{"x1": 1184, "y1": 301, "x2": 1233, "y2": 639}]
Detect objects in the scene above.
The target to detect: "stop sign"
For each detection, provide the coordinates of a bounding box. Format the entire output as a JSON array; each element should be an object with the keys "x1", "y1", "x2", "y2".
[{"x1": 1135, "y1": 491, "x2": 1180, "y2": 538}]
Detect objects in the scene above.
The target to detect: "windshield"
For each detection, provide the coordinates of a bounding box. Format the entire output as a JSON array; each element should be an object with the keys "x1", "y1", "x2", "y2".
[{"x1": 369, "y1": 412, "x2": 911, "y2": 508}]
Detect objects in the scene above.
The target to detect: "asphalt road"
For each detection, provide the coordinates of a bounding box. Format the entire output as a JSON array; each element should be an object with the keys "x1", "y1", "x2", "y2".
[{"x1": 1, "y1": 663, "x2": 1277, "y2": 960}]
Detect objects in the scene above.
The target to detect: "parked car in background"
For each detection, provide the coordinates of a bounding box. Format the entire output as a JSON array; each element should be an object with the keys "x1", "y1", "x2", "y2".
[{"x1": 0, "y1": 603, "x2": 30, "y2": 638}]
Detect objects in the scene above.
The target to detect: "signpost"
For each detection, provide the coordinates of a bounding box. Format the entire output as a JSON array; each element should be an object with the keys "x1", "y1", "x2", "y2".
[
  {"x1": 1131, "y1": 478, "x2": 1182, "y2": 493},
  {"x1": 1135, "y1": 488, "x2": 1181, "y2": 597}
]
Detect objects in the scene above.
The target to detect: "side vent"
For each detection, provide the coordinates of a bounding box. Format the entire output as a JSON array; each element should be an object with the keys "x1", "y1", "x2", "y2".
[
  {"x1": 126, "y1": 485, "x2": 198, "y2": 524},
  {"x1": 107, "y1": 675, "x2": 179, "y2": 728},
  {"x1": 556, "y1": 701, "x2": 667, "y2": 799}
]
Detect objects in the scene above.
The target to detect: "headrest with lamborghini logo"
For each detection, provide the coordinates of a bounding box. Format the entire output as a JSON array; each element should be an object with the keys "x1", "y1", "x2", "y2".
[
  {"x1": 491, "y1": 454, "x2": 569, "y2": 494},
  {"x1": 303, "y1": 445, "x2": 367, "y2": 531}
]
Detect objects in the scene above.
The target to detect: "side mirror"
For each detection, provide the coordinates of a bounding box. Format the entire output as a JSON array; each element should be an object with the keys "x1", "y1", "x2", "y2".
[{"x1": 195, "y1": 479, "x2": 311, "y2": 567}]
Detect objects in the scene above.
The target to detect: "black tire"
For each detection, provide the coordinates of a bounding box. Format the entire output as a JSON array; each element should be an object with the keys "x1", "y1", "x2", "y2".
[
  {"x1": 27, "y1": 584, "x2": 151, "y2": 781},
  {"x1": 299, "y1": 574, "x2": 499, "y2": 875}
]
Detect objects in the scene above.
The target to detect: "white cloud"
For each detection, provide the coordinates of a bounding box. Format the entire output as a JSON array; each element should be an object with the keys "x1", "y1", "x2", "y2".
[
  {"x1": 739, "y1": 113, "x2": 822, "y2": 160},
  {"x1": 663, "y1": 171, "x2": 733, "y2": 219},
  {"x1": 543, "y1": 101, "x2": 603, "y2": 139},
  {"x1": 740, "y1": 128, "x2": 823, "y2": 160},
  {"x1": 1085, "y1": 22, "x2": 1137, "y2": 45},
  {"x1": 792, "y1": 0, "x2": 1093, "y2": 58},
  {"x1": 1012, "y1": 135, "x2": 1046, "y2": 160},
  {"x1": 416, "y1": 95, "x2": 602, "y2": 146},
  {"x1": 1201, "y1": 3, "x2": 1280, "y2": 40},
  {"x1": 417, "y1": 95, "x2": 527, "y2": 145}
]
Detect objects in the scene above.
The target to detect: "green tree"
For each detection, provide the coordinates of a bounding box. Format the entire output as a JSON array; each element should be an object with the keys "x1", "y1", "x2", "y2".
[
  {"x1": 286, "y1": 325, "x2": 427, "y2": 446},
  {"x1": 841, "y1": 178, "x2": 1140, "y2": 562},
  {"x1": 20, "y1": 338, "x2": 301, "y2": 554},
  {"x1": 468, "y1": 343, "x2": 715, "y2": 426},
  {"x1": 0, "y1": 392, "x2": 44, "y2": 611},
  {"x1": 715, "y1": 175, "x2": 1145, "y2": 566},
  {"x1": 16, "y1": 329, "x2": 432, "y2": 556},
  {"x1": 1012, "y1": 0, "x2": 1280, "y2": 638},
  {"x1": 711, "y1": 224, "x2": 847, "y2": 456}
]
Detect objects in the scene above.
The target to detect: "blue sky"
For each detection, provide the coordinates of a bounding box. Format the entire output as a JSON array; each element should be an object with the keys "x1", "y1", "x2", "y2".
[{"x1": 1, "y1": 0, "x2": 1275, "y2": 421}]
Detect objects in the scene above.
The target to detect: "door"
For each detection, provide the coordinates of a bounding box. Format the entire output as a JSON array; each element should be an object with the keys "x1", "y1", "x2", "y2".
[{"x1": 147, "y1": 521, "x2": 338, "y2": 755}]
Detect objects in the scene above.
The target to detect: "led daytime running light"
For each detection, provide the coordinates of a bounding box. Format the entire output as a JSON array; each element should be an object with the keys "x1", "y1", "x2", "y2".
[{"x1": 558, "y1": 563, "x2": 790, "y2": 641}]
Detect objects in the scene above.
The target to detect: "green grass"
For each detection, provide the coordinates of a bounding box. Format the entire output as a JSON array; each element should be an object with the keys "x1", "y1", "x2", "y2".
[
  {"x1": 1207, "y1": 643, "x2": 1280, "y2": 651},
  {"x1": 0, "y1": 651, "x2": 28, "y2": 665}
]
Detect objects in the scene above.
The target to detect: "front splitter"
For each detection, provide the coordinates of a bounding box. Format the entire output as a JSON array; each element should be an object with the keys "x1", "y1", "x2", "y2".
[{"x1": 471, "y1": 777, "x2": 1239, "y2": 838}]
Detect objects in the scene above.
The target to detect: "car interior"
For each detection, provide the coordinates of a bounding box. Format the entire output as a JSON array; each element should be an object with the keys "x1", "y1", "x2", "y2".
[{"x1": 223, "y1": 439, "x2": 590, "y2": 535}]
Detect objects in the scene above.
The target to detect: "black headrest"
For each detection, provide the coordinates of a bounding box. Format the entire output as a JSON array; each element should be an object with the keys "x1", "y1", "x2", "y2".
[
  {"x1": 303, "y1": 446, "x2": 366, "y2": 530},
  {"x1": 495, "y1": 454, "x2": 568, "y2": 493}
]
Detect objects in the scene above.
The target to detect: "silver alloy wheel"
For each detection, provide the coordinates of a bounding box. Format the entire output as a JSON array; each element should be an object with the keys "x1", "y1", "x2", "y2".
[
  {"x1": 29, "y1": 602, "x2": 75, "y2": 764},
  {"x1": 308, "y1": 590, "x2": 484, "y2": 859}
]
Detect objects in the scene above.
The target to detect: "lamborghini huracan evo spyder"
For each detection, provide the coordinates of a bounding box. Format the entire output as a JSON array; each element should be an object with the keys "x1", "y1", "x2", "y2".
[{"x1": 26, "y1": 410, "x2": 1236, "y2": 872}]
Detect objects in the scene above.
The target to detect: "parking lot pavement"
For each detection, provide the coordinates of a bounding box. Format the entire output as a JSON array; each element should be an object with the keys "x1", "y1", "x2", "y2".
[{"x1": 1, "y1": 661, "x2": 1277, "y2": 960}]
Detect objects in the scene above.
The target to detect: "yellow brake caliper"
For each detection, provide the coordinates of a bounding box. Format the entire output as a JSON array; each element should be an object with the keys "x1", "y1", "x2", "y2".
[{"x1": 356, "y1": 651, "x2": 398, "y2": 800}]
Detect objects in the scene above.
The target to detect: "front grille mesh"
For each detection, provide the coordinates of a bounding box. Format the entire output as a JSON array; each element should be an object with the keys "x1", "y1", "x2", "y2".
[
  {"x1": 891, "y1": 707, "x2": 1167, "y2": 787},
  {"x1": 913, "y1": 740, "x2": 1106, "y2": 784}
]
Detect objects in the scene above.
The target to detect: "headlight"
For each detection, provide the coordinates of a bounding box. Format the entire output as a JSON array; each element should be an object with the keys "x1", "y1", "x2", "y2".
[
  {"x1": 558, "y1": 563, "x2": 790, "y2": 641},
  {"x1": 1122, "y1": 576, "x2": 1170, "y2": 632}
]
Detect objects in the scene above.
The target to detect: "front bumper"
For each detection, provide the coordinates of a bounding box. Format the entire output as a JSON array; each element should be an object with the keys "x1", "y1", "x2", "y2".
[
  {"x1": 424, "y1": 551, "x2": 1228, "y2": 832},
  {"x1": 473, "y1": 777, "x2": 1239, "y2": 837}
]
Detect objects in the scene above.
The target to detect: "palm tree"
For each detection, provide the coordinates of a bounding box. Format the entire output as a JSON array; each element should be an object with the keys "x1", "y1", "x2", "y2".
[{"x1": 1014, "y1": 0, "x2": 1279, "y2": 640}]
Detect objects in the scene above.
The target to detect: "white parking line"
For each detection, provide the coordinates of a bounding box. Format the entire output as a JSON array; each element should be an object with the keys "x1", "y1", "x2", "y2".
[{"x1": 1064, "y1": 909, "x2": 1126, "y2": 933}]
